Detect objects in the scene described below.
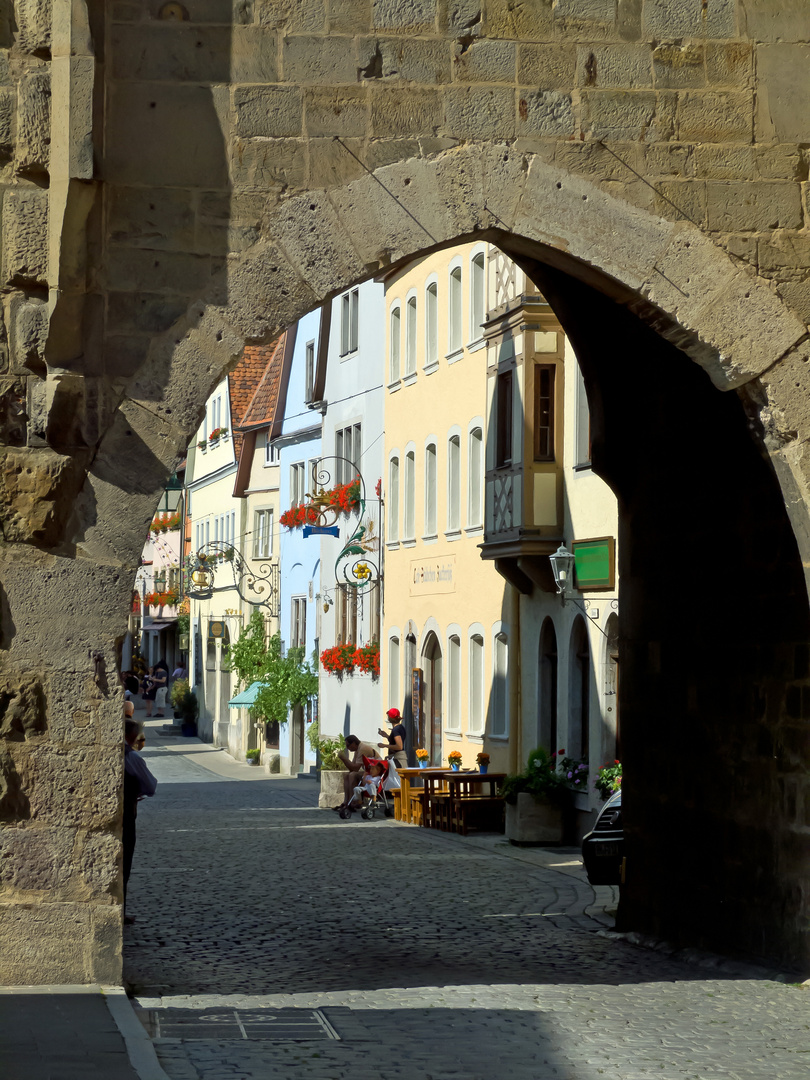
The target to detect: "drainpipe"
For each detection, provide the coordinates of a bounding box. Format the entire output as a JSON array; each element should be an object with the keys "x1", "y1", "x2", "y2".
[{"x1": 510, "y1": 583, "x2": 521, "y2": 775}]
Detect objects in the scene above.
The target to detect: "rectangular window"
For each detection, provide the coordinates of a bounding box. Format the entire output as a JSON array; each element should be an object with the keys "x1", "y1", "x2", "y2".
[
  {"x1": 405, "y1": 297, "x2": 417, "y2": 376},
  {"x1": 575, "y1": 362, "x2": 591, "y2": 467},
  {"x1": 448, "y1": 435, "x2": 460, "y2": 532},
  {"x1": 336, "y1": 423, "x2": 361, "y2": 485},
  {"x1": 467, "y1": 428, "x2": 483, "y2": 528},
  {"x1": 388, "y1": 637, "x2": 400, "y2": 710},
  {"x1": 471, "y1": 253, "x2": 485, "y2": 342},
  {"x1": 491, "y1": 633, "x2": 509, "y2": 737},
  {"x1": 341, "y1": 289, "x2": 359, "y2": 355},
  {"x1": 496, "y1": 370, "x2": 513, "y2": 467},
  {"x1": 305, "y1": 340, "x2": 315, "y2": 402},
  {"x1": 404, "y1": 451, "x2": 415, "y2": 540},
  {"x1": 336, "y1": 583, "x2": 358, "y2": 645},
  {"x1": 534, "y1": 364, "x2": 556, "y2": 461},
  {"x1": 469, "y1": 635, "x2": 484, "y2": 734},
  {"x1": 369, "y1": 587, "x2": 381, "y2": 646},
  {"x1": 449, "y1": 267, "x2": 462, "y2": 353},
  {"x1": 448, "y1": 635, "x2": 461, "y2": 731},
  {"x1": 425, "y1": 283, "x2": 438, "y2": 367},
  {"x1": 264, "y1": 437, "x2": 280, "y2": 466},
  {"x1": 290, "y1": 462, "x2": 306, "y2": 506},
  {"x1": 253, "y1": 508, "x2": 273, "y2": 559},
  {"x1": 388, "y1": 457, "x2": 399, "y2": 542},
  {"x1": 389, "y1": 307, "x2": 401, "y2": 383},
  {"x1": 424, "y1": 443, "x2": 437, "y2": 536},
  {"x1": 291, "y1": 597, "x2": 307, "y2": 649}
]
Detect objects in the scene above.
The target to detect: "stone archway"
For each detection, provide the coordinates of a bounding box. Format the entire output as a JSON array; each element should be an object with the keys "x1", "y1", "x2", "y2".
[{"x1": 3, "y1": 143, "x2": 810, "y2": 983}]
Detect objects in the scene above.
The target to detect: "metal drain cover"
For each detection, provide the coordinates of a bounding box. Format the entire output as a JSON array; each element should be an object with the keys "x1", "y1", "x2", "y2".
[{"x1": 139, "y1": 1007, "x2": 340, "y2": 1041}]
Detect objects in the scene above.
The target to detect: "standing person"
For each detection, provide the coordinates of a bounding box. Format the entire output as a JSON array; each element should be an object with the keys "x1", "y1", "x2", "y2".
[
  {"x1": 334, "y1": 734, "x2": 379, "y2": 811},
  {"x1": 152, "y1": 659, "x2": 169, "y2": 718},
  {"x1": 123, "y1": 719, "x2": 157, "y2": 924},
  {"x1": 123, "y1": 670, "x2": 140, "y2": 702},
  {"x1": 142, "y1": 666, "x2": 155, "y2": 715},
  {"x1": 378, "y1": 707, "x2": 408, "y2": 770}
]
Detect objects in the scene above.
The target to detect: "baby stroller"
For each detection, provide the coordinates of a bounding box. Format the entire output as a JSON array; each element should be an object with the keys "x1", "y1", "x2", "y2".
[{"x1": 339, "y1": 757, "x2": 400, "y2": 820}]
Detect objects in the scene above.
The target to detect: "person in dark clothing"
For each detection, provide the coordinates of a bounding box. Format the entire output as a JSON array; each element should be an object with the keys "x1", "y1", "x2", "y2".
[
  {"x1": 123, "y1": 718, "x2": 157, "y2": 924},
  {"x1": 378, "y1": 707, "x2": 408, "y2": 769}
]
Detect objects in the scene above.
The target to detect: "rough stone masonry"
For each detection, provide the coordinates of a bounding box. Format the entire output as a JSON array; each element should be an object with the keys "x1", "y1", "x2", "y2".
[{"x1": 2, "y1": 0, "x2": 810, "y2": 983}]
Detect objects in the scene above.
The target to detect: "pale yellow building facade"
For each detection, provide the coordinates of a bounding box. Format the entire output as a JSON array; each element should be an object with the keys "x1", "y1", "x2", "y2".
[{"x1": 382, "y1": 243, "x2": 517, "y2": 774}]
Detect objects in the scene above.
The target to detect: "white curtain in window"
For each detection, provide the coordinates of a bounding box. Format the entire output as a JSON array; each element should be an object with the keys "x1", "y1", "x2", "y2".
[
  {"x1": 405, "y1": 297, "x2": 417, "y2": 376},
  {"x1": 388, "y1": 636, "x2": 400, "y2": 710},
  {"x1": 425, "y1": 443, "x2": 437, "y2": 536},
  {"x1": 404, "y1": 451, "x2": 415, "y2": 539},
  {"x1": 471, "y1": 253, "x2": 485, "y2": 342},
  {"x1": 469, "y1": 635, "x2": 484, "y2": 734},
  {"x1": 388, "y1": 457, "x2": 399, "y2": 541},
  {"x1": 448, "y1": 635, "x2": 461, "y2": 730},
  {"x1": 448, "y1": 435, "x2": 460, "y2": 531},
  {"x1": 390, "y1": 306, "x2": 401, "y2": 383},
  {"x1": 468, "y1": 427, "x2": 483, "y2": 527},
  {"x1": 449, "y1": 267, "x2": 462, "y2": 353},
  {"x1": 426, "y1": 283, "x2": 438, "y2": 366}
]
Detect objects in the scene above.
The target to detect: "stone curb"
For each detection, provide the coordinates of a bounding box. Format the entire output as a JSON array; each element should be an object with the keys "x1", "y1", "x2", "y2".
[{"x1": 104, "y1": 986, "x2": 173, "y2": 1080}]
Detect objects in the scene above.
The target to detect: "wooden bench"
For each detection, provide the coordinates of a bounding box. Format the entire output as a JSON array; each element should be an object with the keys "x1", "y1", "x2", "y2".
[{"x1": 449, "y1": 795, "x2": 505, "y2": 836}]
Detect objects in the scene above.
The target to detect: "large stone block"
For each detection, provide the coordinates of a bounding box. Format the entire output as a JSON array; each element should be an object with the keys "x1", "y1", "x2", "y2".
[
  {"x1": 107, "y1": 292, "x2": 189, "y2": 335},
  {"x1": 0, "y1": 901, "x2": 121, "y2": 985},
  {"x1": 756, "y1": 44, "x2": 810, "y2": 144},
  {"x1": 377, "y1": 36, "x2": 452, "y2": 83},
  {"x1": 485, "y1": 0, "x2": 553, "y2": 39},
  {"x1": 231, "y1": 137, "x2": 307, "y2": 193},
  {"x1": 452, "y1": 39, "x2": 516, "y2": 84},
  {"x1": 578, "y1": 43, "x2": 653, "y2": 89},
  {"x1": 103, "y1": 248, "x2": 213, "y2": 295},
  {"x1": 111, "y1": 25, "x2": 277, "y2": 84},
  {"x1": 677, "y1": 90, "x2": 753, "y2": 144},
  {"x1": 2, "y1": 189, "x2": 48, "y2": 286},
  {"x1": 0, "y1": 825, "x2": 76, "y2": 894},
  {"x1": 706, "y1": 180, "x2": 803, "y2": 232},
  {"x1": 643, "y1": 0, "x2": 737, "y2": 39},
  {"x1": 370, "y1": 85, "x2": 442, "y2": 136},
  {"x1": 106, "y1": 83, "x2": 230, "y2": 187},
  {"x1": 581, "y1": 89, "x2": 675, "y2": 141},
  {"x1": 0, "y1": 85, "x2": 14, "y2": 155},
  {"x1": 269, "y1": 189, "x2": 368, "y2": 297},
  {"x1": 652, "y1": 44, "x2": 705, "y2": 90},
  {"x1": 304, "y1": 85, "x2": 370, "y2": 138},
  {"x1": 256, "y1": 0, "x2": 326, "y2": 31},
  {"x1": 0, "y1": 375, "x2": 26, "y2": 446},
  {"x1": 517, "y1": 89, "x2": 575, "y2": 138},
  {"x1": 25, "y1": 746, "x2": 120, "y2": 829},
  {"x1": 284, "y1": 34, "x2": 368, "y2": 85},
  {"x1": 706, "y1": 42, "x2": 753, "y2": 89},
  {"x1": 107, "y1": 186, "x2": 197, "y2": 252},
  {"x1": 233, "y1": 85, "x2": 303, "y2": 138},
  {"x1": 0, "y1": 448, "x2": 87, "y2": 546},
  {"x1": 15, "y1": 0, "x2": 51, "y2": 54},
  {"x1": 443, "y1": 85, "x2": 516, "y2": 139},
  {"x1": 738, "y1": 0, "x2": 810, "y2": 43},
  {"x1": 329, "y1": 0, "x2": 375, "y2": 33},
  {"x1": 373, "y1": 0, "x2": 437, "y2": 32},
  {"x1": 518, "y1": 43, "x2": 576, "y2": 89},
  {"x1": 4, "y1": 292, "x2": 48, "y2": 374}
]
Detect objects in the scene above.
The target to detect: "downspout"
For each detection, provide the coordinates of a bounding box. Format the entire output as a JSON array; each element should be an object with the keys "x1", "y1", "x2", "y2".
[{"x1": 510, "y1": 583, "x2": 521, "y2": 775}]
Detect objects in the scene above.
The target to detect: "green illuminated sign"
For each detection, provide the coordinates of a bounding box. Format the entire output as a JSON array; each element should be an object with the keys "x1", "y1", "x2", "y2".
[{"x1": 573, "y1": 537, "x2": 615, "y2": 590}]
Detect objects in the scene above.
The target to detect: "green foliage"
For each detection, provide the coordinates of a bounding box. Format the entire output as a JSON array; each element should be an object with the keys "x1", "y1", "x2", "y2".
[
  {"x1": 595, "y1": 760, "x2": 622, "y2": 800},
  {"x1": 306, "y1": 720, "x2": 346, "y2": 770},
  {"x1": 559, "y1": 755, "x2": 589, "y2": 790},
  {"x1": 226, "y1": 610, "x2": 319, "y2": 726},
  {"x1": 176, "y1": 614, "x2": 190, "y2": 635},
  {"x1": 170, "y1": 678, "x2": 198, "y2": 721},
  {"x1": 500, "y1": 746, "x2": 567, "y2": 805},
  {"x1": 246, "y1": 748, "x2": 260, "y2": 763}
]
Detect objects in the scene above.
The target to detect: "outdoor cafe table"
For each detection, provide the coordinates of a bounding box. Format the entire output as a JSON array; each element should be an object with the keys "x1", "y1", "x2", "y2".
[
  {"x1": 421, "y1": 771, "x2": 507, "y2": 832},
  {"x1": 396, "y1": 767, "x2": 447, "y2": 824}
]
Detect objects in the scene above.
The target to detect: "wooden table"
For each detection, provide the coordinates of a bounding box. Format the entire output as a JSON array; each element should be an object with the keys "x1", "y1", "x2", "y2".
[
  {"x1": 396, "y1": 767, "x2": 447, "y2": 824},
  {"x1": 422, "y1": 771, "x2": 507, "y2": 834}
]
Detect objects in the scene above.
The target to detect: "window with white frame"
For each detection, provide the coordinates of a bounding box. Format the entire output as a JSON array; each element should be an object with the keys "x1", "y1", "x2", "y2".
[
  {"x1": 449, "y1": 266, "x2": 462, "y2": 354},
  {"x1": 335, "y1": 423, "x2": 362, "y2": 485},
  {"x1": 469, "y1": 634, "x2": 485, "y2": 734},
  {"x1": 335, "y1": 583, "x2": 358, "y2": 644},
  {"x1": 447, "y1": 434, "x2": 460, "y2": 532},
  {"x1": 387, "y1": 456, "x2": 399, "y2": 542},
  {"x1": 470, "y1": 252, "x2": 485, "y2": 343},
  {"x1": 369, "y1": 587, "x2": 381, "y2": 646},
  {"x1": 253, "y1": 508, "x2": 273, "y2": 559},
  {"x1": 389, "y1": 305, "x2": 401, "y2": 383},
  {"x1": 467, "y1": 426, "x2": 483, "y2": 528},
  {"x1": 290, "y1": 461, "x2": 306, "y2": 506},
  {"x1": 405, "y1": 296, "x2": 417, "y2": 376},
  {"x1": 575, "y1": 361, "x2": 591, "y2": 467},
  {"x1": 403, "y1": 450, "x2": 415, "y2": 539},
  {"x1": 425, "y1": 282, "x2": 438, "y2": 368},
  {"x1": 291, "y1": 597, "x2": 307, "y2": 649},
  {"x1": 448, "y1": 634, "x2": 461, "y2": 731},
  {"x1": 341, "y1": 289, "x2": 359, "y2": 356},
  {"x1": 305, "y1": 340, "x2": 315, "y2": 402},
  {"x1": 491, "y1": 632, "x2": 509, "y2": 737},
  {"x1": 388, "y1": 636, "x2": 400, "y2": 710},
  {"x1": 264, "y1": 437, "x2": 280, "y2": 466},
  {"x1": 424, "y1": 442, "x2": 437, "y2": 537}
]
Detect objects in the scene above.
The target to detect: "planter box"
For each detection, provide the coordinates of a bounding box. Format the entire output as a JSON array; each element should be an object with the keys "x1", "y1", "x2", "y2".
[
  {"x1": 319, "y1": 769, "x2": 346, "y2": 808},
  {"x1": 505, "y1": 791, "x2": 563, "y2": 846}
]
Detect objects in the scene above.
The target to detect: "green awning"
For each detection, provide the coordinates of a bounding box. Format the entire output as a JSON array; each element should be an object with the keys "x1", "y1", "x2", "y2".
[{"x1": 228, "y1": 681, "x2": 267, "y2": 708}]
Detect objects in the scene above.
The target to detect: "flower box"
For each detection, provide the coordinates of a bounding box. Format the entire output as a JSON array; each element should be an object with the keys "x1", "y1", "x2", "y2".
[
  {"x1": 320, "y1": 641, "x2": 379, "y2": 678},
  {"x1": 505, "y1": 792, "x2": 563, "y2": 846}
]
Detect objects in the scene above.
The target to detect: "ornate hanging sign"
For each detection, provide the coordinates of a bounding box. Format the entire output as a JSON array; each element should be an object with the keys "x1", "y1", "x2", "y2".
[{"x1": 186, "y1": 541, "x2": 279, "y2": 615}]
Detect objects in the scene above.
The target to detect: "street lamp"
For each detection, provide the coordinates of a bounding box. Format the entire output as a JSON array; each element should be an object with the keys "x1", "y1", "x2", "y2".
[
  {"x1": 157, "y1": 472, "x2": 183, "y2": 514},
  {"x1": 549, "y1": 544, "x2": 576, "y2": 605}
]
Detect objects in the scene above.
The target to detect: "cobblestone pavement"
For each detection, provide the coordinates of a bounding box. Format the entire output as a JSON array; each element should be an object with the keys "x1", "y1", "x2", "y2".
[{"x1": 124, "y1": 736, "x2": 810, "y2": 1080}]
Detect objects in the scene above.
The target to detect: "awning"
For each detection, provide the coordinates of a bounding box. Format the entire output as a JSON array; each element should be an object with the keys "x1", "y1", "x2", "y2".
[{"x1": 228, "y1": 681, "x2": 267, "y2": 709}]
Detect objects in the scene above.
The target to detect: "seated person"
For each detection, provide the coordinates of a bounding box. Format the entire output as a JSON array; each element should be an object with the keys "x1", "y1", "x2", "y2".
[
  {"x1": 361, "y1": 760, "x2": 385, "y2": 801},
  {"x1": 335, "y1": 734, "x2": 379, "y2": 810}
]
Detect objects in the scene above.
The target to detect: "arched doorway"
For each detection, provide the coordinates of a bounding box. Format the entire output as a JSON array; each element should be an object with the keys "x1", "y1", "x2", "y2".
[
  {"x1": 422, "y1": 632, "x2": 443, "y2": 765},
  {"x1": 538, "y1": 617, "x2": 558, "y2": 755},
  {"x1": 568, "y1": 617, "x2": 590, "y2": 764}
]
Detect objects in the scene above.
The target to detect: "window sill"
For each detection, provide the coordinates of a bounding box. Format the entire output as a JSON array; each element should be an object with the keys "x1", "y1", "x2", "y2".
[
  {"x1": 339, "y1": 349, "x2": 359, "y2": 362},
  {"x1": 467, "y1": 337, "x2": 486, "y2": 353},
  {"x1": 444, "y1": 528, "x2": 462, "y2": 542},
  {"x1": 402, "y1": 372, "x2": 417, "y2": 387},
  {"x1": 466, "y1": 734, "x2": 484, "y2": 743},
  {"x1": 401, "y1": 538, "x2": 417, "y2": 549},
  {"x1": 422, "y1": 360, "x2": 439, "y2": 376},
  {"x1": 487, "y1": 733, "x2": 509, "y2": 742},
  {"x1": 421, "y1": 533, "x2": 438, "y2": 545},
  {"x1": 464, "y1": 525, "x2": 483, "y2": 537},
  {"x1": 573, "y1": 462, "x2": 592, "y2": 472},
  {"x1": 445, "y1": 347, "x2": 463, "y2": 365},
  {"x1": 387, "y1": 380, "x2": 401, "y2": 393},
  {"x1": 385, "y1": 540, "x2": 401, "y2": 551},
  {"x1": 445, "y1": 731, "x2": 463, "y2": 741}
]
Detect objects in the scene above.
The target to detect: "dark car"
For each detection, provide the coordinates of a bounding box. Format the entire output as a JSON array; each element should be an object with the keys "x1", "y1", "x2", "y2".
[{"x1": 582, "y1": 789, "x2": 623, "y2": 885}]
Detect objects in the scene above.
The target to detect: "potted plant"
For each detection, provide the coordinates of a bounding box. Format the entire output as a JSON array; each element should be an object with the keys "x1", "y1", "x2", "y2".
[
  {"x1": 595, "y1": 760, "x2": 622, "y2": 800},
  {"x1": 416, "y1": 747, "x2": 429, "y2": 768},
  {"x1": 500, "y1": 747, "x2": 567, "y2": 846},
  {"x1": 246, "y1": 748, "x2": 260, "y2": 766},
  {"x1": 173, "y1": 684, "x2": 198, "y2": 737},
  {"x1": 476, "y1": 751, "x2": 490, "y2": 775},
  {"x1": 170, "y1": 678, "x2": 190, "y2": 719},
  {"x1": 448, "y1": 749, "x2": 462, "y2": 771},
  {"x1": 307, "y1": 721, "x2": 347, "y2": 808}
]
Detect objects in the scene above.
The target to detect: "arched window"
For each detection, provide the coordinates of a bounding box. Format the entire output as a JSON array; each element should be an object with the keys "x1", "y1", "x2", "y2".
[
  {"x1": 538, "y1": 617, "x2": 558, "y2": 754},
  {"x1": 388, "y1": 635, "x2": 400, "y2": 711},
  {"x1": 405, "y1": 296, "x2": 417, "y2": 376},
  {"x1": 403, "y1": 450, "x2": 415, "y2": 539},
  {"x1": 469, "y1": 633, "x2": 485, "y2": 734},
  {"x1": 491, "y1": 632, "x2": 508, "y2": 737},
  {"x1": 467, "y1": 426, "x2": 483, "y2": 528},
  {"x1": 449, "y1": 266, "x2": 462, "y2": 353},
  {"x1": 389, "y1": 305, "x2": 401, "y2": 384},
  {"x1": 447, "y1": 634, "x2": 461, "y2": 731},
  {"x1": 425, "y1": 282, "x2": 438, "y2": 368},
  {"x1": 470, "y1": 251, "x2": 485, "y2": 342},
  {"x1": 570, "y1": 617, "x2": 590, "y2": 761},
  {"x1": 387, "y1": 456, "x2": 399, "y2": 542},
  {"x1": 447, "y1": 434, "x2": 461, "y2": 532},
  {"x1": 424, "y1": 442, "x2": 437, "y2": 536}
]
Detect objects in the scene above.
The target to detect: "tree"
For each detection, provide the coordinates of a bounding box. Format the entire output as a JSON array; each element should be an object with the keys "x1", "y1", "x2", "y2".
[{"x1": 226, "y1": 610, "x2": 318, "y2": 725}]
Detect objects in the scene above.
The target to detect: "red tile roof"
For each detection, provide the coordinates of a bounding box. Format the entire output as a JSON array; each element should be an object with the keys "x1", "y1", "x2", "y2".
[{"x1": 229, "y1": 332, "x2": 286, "y2": 460}]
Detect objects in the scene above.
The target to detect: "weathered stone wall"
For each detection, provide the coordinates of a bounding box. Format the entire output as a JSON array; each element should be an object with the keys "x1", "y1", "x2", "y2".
[{"x1": 2, "y1": 0, "x2": 810, "y2": 981}]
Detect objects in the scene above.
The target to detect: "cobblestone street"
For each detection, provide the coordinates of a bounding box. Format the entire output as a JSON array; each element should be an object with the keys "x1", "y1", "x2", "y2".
[{"x1": 124, "y1": 737, "x2": 809, "y2": 1080}]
